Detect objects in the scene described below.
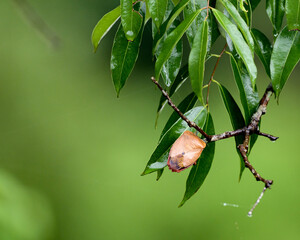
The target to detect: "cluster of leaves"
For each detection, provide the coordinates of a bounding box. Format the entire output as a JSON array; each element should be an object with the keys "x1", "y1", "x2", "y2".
[{"x1": 92, "y1": 0, "x2": 300, "y2": 206}]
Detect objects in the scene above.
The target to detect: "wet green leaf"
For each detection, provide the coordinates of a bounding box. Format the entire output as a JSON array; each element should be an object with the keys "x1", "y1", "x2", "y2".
[
  {"x1": 212, "y1": 8, "x2": 257, "y2": 88},
  {"x1": 266, "y1": 0, "x2": 285, "y2": 34},
  {"x1": 153, "y1": 0, "x2": 190, "y2": 54},
  {"x1": 189, "y1": 20, "x2": 208, "y2": 105},
  {"x1": 286, "y1": 0, "x2": 300, "y2": 31},
  {"x1": 179, "y1": 113, "x2": 215, "y2": 207},
  {"x1": 155, "y1": 9, "x2": 202, "y2": 80},
  {"x1": 218, "y1": 0, "x2": 254, "y2": 53},
  {"x1": 270, "y1": 26, "x2": 300, "y2": 97},
  {"x1": 142, "y1": 106, "x2": 207, "y2": 175},
  {"x1": 216, "y1": 83, "x2": 246, "y2": 179},
  {"x1": 230, "y1": 56, "x2": 259, "y2": 123},
  {"x1": 184, "y1": 0, "x2": 220, "y2": 49},
  {"x1": 159, "y1": 92, "x2": 198, "y2": 140},
  {"x1": 111, "y1": 21, "x2": 144, "y2": 96},
  {"x1": 252, "y1": 28, "x2": 272, "y2": 76},
  {"x1": 91, "y1": 6, "x2": 121, "y2": 52},
  {"x1": 121, "y1": 0, "x2": 143, "y2": 41},
  {"x1": 146, "y1": 0, "x2": 168, "y2": 29},
  {"x1": 156, "y1": 65, "x2": 189, "y2": 123}
]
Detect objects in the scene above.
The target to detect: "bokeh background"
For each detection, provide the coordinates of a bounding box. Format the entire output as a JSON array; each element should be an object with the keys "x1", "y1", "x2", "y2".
[{"x1": 0, "y1": 0, "x2": 299, "y2": 239}]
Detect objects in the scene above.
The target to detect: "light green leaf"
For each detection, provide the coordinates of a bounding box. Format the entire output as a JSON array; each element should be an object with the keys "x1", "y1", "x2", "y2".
[
  {"x1": 142, "y1": 106, "x2": 207, "y2": 176},
  {"x1": 266, "y1": 0, "x2": 285, "y2": 34},
  {"x1": 179, "y1": 113, "x2": 215, "y2": 207},
  {"x1": 218, "y1": 0, "x2": 254, "y2": 53},
  {"x1": 286, "y1": 0, "x2": 300, "y2": 31},
  {"x1": 189, "y1": 20, "x2": 208, "y2": 105},
  {"x1": 91, "y1": 6, "x2": 121, "y2": 52},
  {"x1": 270, "y1": 26, "x2": 300, "y2": 97},
  {"x1": 212, "y1": 8, "x2": 257, "y2": 88},
  {"x1": 146, "y1": 0, "x2": 168, "y2": 29},
  {"x1": 121, "y1": 0, "x2": 143, "y2": 41},
  {"x1": 155, "y1": 9, "x2": 202, "y2": 80}
]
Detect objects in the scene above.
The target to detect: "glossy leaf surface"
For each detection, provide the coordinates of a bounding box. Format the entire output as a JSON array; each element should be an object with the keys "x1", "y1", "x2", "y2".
[
  {"x1": 146, "y1": 0, "x2": 168, "y2": 29},
  {"x1": 91, "y1": 6, "x2": 121, "y2": 52},
  {"x1": 159, "y1": 92, "x2": 198, "y2": 140},
  {"x1": 212, "y1": 9, "x2": 257, "y2": 88},
  {"x1": 189, "y1": 20, "x2": 208, "y2": 104},
  {"x1": 153, "y1": 0, "x2": 190, "y2": 54},
  {"x1": 111, "y1": 22, "x2": 144, "y2": 96},
  {"x1": 217, "y1": 83, "x2": 246, "y2": 179},
  {"x1": 179, "y1": 113, "x2": 215, "y2": 207},
  {"x1": 286, "y1": 0, "x2": 300, "y2": 30},
  {"x1": 184, "y1": 0, "x2": 220, "y2": 49},
  {"x1": 155, "y1": 9, "x2": 202, "y2": 80},
  {"x1": 156, "y1": 65, "x2": 189, "y2": 121},
  {"x1": 266, "y1": 0, "x2": 285, "y2": 34},
  {"x1": 270, "y1": 26, "x2": 300, "y2": 97},
  {"x1": 121, "y1": 0, "x2": 143, "y2": 41},
  {"x1": 252, "y1": 28, "x2": 272, "y2": 76},
  {"x1": 218, "y1": 0, "x2": 254, "y2": 52},
  {"x1": 142, "y1": 107, "x2": 207, "y2": 175},
  {"x1": 230, "y1": 56, "x2": 259, "y2": 123}
]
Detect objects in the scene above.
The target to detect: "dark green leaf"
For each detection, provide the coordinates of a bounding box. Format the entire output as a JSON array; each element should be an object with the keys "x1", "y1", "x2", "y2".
[
  {"x1": 111, "y1": 21, "x2": 144, "y2": 96},
  {"x1": 216, "y1": 83, "x2": 246, "y2": 179},
  {"x1": 250, "y1": 0, "x2": 261, "y2": 10},
  {"x1": 270, "y1": 26, "x2": 300, "y2": 97},
  {"x1": 156, "y1": 65, "x2": 189, "y2": 123},
  {"x1": 212, "y1": 9, "x2": 257, "y2": 88},
  {"x1": 179, "y1": 113, "x2": 215, "y2": 207},
  {"x1": 159, "y1": 92, "x2": 198, "y2": 140},
  {"x1": 156, "y1": 168, "x2": 164, "y2": 181},
  {"x1": 230, "y1": 56, "x2": 259, "y2": 123},
  {"x1": 142, "y1": 106, "x2": 207, "y2": 175},
  {"x1": 121, "y1": 0, "x2": 143, "y2": 41},
  {"x1": 266, "y1": 0, "x2": 285, "y2": 34},
  {"x1": 184, "y1": 0, "x2": 220, "y2": 49},
  {"x1": 189, "y1": 20, "x2": 208, "y2": 104},
  {"x1": 154, "y1": 2, "x2": 183, "y2": 87},
  {"x1": 146, "y1": 0, "x2": 168, "y2": 29},
  {"x1": 252, "y1": 28, "x2": 272, "y2": 76},
  {"x1": 91, "y1": 6, "x2": 121, "y2": 52},
  {"x1": 153, "y1": 0, "x2": 190, "y2": 54},
  {"x1": 286, "y1": 0, "x2": 300, "y2": 31},
  {"x1": 155, "y1": 9, "x2": 202, "y2": 80},
  {"x1": 218, "y1": 0, "x2": 254, "y2": 52}
]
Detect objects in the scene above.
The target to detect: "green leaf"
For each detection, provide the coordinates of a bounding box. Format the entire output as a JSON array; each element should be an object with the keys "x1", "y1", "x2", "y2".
[
  {"x1": 146, "y1": 0, "x2": 168, "y2": 29},
  {"x1": 159, "y1": 92, "x2": 198, "y2": 140},
  {"x1": 155, "y1": 9, "x2": 202, "y2": 80},
  {"x1": 251, "y1": 28, "x2": 272, "y2": 76},
  {"x1": 250, "y1": 0, "x2": 261, "y2": 10},
  {"x1": 218, "y1": 0, "x2": 254, "y2": 53},
  {"x1": 142, "y1": 106, "x2": 207, "y2": 175},
  {"x1": 286, "y1": 0, "x2": 300, "y2": 31},
  {"x1": 156, "y1": 168, "x2": 164, "y2": 181},
  {"x1": 121, "y1": 0, "x2": 143, "y2": 41},
  {"x1": 216, "y1": 83, "x2": 246, "y2": 179},
  {"x1": 91, "y1": 6, "x2": 121, "y2": 52},
  {"x1": 153, "y1": 0, "x2": 190, "y2": 54},
  {"x1": 266, "y1": 0, "x2": 285, "y2": 34},
  {"x1": 156, "y1": 65, "x2": 189, "y2": 123},
  {"x1": 154, "y1": 1, "x2": 183, "y2": 87},
  {"x1": 111, "y1": 21, "x2": 144, "y2": 97},
  {"x1": 230, "y1": 56, "x2": 259, "y2": 123},
  {"x1": 189, "y1": 20, "x2": 208, "y2": 105},
  {"x1": 270, "y1": 26, "x2": 300, "y2": 97},
  {"x1": 179, "y1": 113, "x2": 215, "y2": 207},
  {"x1": 212, "y1": 8, "x2": 257, "y2": 88},
  {"x1": 184, "y1": 0, "x2": 220, "y2": 49}
]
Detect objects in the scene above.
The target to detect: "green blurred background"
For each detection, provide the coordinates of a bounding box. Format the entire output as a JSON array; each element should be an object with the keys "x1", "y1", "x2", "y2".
[{"x1": 0, "y1": 0, "x2": 299, "y2": 239}]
